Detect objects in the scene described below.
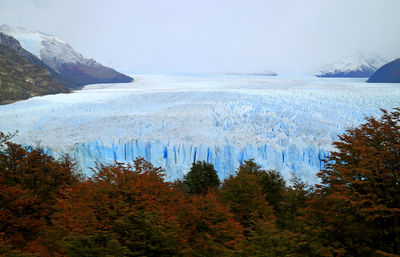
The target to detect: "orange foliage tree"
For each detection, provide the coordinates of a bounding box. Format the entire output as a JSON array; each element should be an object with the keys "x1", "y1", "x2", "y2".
[
  {"x1": 53, "y1": 159, "x2": 185, "y2": 256},
  {"x1": 301, "y1": 109, "x2": 400, "y2": 256}
]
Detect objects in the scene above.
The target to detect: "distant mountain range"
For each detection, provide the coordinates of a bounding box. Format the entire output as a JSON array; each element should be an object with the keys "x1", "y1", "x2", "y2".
[
  {"x1": 0, "y1": 32, "x2": 69, "y2": 104},
  {"x1": 368, "y1": 58, "x2": 400, "y2": 83},
  {"x1": 0, "y1": 24, "x2": 133, "y2": 89},
  {"x1": 316, "y1": 53, "x2": 387, "y2": 78}
]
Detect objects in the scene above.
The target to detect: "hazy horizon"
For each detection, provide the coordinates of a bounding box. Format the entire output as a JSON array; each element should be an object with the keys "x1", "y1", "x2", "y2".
[{"x1": 1, "y1": 0, "x2": 399, "y2": 74}]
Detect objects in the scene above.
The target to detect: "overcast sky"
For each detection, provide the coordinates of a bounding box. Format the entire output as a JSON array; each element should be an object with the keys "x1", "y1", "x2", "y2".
[{"x1": 0, "y1": 0, "x2": 399, "y2": 74}]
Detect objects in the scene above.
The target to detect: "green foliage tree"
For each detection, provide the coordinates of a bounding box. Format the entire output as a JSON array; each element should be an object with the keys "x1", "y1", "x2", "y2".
[
  {"x1": 219, "y1": 161, "x2": 294, "y2": 256},
  {"x1": 236, "y1": 160, "x2": 286, "y2": 220},
  {"x1": 178, "y1": 192, "x2": 244, "y2": 256},
  {"x1": 245, "y1": 218, "x2": 296, "y2": 257},
  {"x1": 219, "y1": 163, "x2": 275, "y2": 232},
  {"x1": 279, "y1": 173, "x2": 310, "y2": 230},
  {"x1": 0, "y1": 232, "x2": 37, "y2": 257},
  {"x1": 183, "y1": 161, "x2": 220, "y2": 194},
  {"x1": 112, "y1": 210, "x2": 182, "y2": 257},
  {"x1": 66, "y1": 234, "x2": 131, "y2": 257}
]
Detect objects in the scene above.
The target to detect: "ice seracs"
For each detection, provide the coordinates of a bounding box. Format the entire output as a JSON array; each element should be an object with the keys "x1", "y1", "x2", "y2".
[
  {"x1": 226, "y1": 71, "x2": 278, "y2": 76},
  {"x1": 316, "y1": 52, "x2": 387, "y2": 78}
]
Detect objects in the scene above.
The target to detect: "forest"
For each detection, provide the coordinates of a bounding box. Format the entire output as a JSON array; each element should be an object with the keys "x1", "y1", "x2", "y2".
[{"x1": 0, "y1": 108, "x2": 399, "y2": 257}]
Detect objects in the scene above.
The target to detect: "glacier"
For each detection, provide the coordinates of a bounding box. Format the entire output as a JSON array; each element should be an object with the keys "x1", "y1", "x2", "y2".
[{"x1": 1, "y1": 74, "x2": 399, "y2": 183}]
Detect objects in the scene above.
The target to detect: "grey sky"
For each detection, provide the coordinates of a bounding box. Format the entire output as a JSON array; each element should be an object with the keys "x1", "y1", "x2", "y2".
[{"x1": 0, "y1": 0, "x2": 399, "y2": 73}]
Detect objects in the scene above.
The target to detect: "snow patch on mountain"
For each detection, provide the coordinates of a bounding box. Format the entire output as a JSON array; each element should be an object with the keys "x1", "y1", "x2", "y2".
[
  {"x1": 0, "y1": 24, "x2": 97, "y2": 68},
  {"x1": 316, "y1": 53, "x2": 387, "y2": 78}
]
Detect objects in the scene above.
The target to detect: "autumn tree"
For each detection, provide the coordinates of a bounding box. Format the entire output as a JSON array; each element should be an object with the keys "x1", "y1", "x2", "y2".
[
  {"x1": 0, "y1": 132, "x2": 79, "y2": 255},
  {"x1": 54, "y1": 158, "x2": 185, "y2": 256},
  {"x1": 301, "y1": 108, "x2": 400, "y2": 256},
  {"x1": 53, "y1": 158, "x2": 246, "y2": 256}
]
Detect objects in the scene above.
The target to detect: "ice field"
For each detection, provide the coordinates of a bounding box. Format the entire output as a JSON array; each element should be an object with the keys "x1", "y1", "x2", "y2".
[{"x1": 1, "y1": 74, "x2": 400, "y2": 182}]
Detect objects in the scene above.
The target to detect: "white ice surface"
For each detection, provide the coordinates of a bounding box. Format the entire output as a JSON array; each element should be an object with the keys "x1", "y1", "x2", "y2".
[{"x1": 1, "y1": 74, "x2": 399, "y2": 182}]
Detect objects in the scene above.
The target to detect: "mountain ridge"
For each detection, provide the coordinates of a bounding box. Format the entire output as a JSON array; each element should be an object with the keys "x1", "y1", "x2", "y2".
[
  {"x1": 316, "y1": 53, "x2": 387, "y2": 78},
  {"x1": 0, "y1": 24, "x2": 133, "y2": 88},
  {"x1": 0, "y1": 32, "x2": 70, "y2": 104}
]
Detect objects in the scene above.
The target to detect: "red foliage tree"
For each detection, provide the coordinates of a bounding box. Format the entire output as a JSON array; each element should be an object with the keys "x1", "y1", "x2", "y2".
[{"x1": 0, "y1": 132, "x2": 79, "y2": 255}]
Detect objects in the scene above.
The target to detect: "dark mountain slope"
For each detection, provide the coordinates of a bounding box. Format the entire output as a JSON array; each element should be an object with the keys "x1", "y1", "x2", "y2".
[{"x1": 367, "y1": 58, "x2": 400, "y2": 83}]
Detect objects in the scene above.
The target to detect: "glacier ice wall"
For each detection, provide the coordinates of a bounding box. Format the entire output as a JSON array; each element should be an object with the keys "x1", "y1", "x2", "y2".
[
  {"x1": 65, "y1": 140, "x2": 329, "y2": 182},
  {"x1": 1, "y1": 74, "x2": 400, "y2": 182}
]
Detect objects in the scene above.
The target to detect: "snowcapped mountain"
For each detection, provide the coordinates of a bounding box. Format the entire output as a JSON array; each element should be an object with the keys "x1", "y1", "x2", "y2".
[
  {"x1": 0, "y1": 24, "x2": 133, "y2": 88},
  {"x1": 316, "y1": 53, "x2": 387, "y2": 78},
  {"x1": 0, "y1": 32, "x2": 69, "y2": 104},
  {"x1": 1, "y1": 74, "x2": 399, "y2": 183}
]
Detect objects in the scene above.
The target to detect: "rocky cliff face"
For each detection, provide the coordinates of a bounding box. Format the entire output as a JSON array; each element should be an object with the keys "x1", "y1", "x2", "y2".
[
  {"x1": 0, "y1": 32, "x2": 69, "y2": 104},
  {"x1": 367, "y1": 58, "x2": 400, "y2": 83},
  {"x1": 0, "y1": 25, "x2": 133, "y2": 88}
]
